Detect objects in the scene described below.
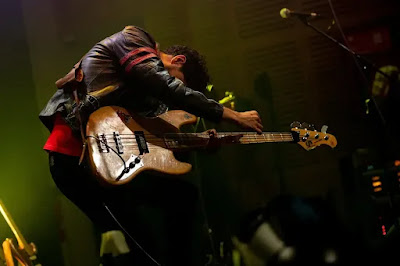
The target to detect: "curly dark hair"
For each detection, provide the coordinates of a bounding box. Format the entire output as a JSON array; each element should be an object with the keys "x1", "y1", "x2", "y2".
[{"x1": 162, "y1": 45, "x2": 210, "y2": 93}]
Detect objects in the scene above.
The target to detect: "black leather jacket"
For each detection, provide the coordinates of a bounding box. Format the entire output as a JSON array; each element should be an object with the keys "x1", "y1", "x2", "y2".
[{"x1": 39, "y1": 26, "x2": 223, "y2": 132}]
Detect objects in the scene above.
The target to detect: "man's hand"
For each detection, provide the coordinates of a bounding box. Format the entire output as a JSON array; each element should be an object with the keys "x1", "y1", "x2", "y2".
[
  {"x1": 222, "y1": 107, "x2": 263, "y2": 133},
  {"x1": 236, "y1": 110, "x2": 263, "y2": 133},
  {"x1": 201, "y1": 128, "x2": 220, "y2": 152},
  {"x1": 205, "y1": 128, "x2": 217, "y2": 138}
]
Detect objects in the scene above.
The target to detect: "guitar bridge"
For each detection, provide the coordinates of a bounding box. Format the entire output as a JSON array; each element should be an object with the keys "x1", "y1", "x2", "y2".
[{"x1": 97, "y1": 133, "x2": 109, "y2": 153}]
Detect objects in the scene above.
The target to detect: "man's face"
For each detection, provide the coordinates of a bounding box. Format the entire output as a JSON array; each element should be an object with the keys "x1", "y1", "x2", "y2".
[{"x1": 168, "y1": 67, "x2": 186, "y2": 84}]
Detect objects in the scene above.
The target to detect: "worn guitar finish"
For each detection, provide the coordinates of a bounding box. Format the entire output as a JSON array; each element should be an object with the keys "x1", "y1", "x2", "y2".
[{"x1": 86, "y1": 106, "x2": 337, "y2": 186}]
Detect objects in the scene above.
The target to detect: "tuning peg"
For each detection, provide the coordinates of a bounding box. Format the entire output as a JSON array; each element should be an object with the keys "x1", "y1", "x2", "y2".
[
  {"x1": 290, "y1": 121, "x2": 301, "y2": 128},
  {"x1": 300, "y1": 122, "x2": 312, "y2": 129},
  {"x1": 321, "y1": 125, "x2": 328, "y2": 134},
  {"x1": 302, "y1": 123, "x2": 316, "y2": 130}
]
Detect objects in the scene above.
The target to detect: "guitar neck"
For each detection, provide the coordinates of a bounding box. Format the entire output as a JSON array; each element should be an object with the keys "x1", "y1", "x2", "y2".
[{"x1": 163, "y1": 132, "x2": 295, "y2": 150}]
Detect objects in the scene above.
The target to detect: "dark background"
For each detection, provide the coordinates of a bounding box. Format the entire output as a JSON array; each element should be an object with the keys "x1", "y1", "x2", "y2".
[{"x1": 1, "y1": 0, "x2": 399, "y2": 265}]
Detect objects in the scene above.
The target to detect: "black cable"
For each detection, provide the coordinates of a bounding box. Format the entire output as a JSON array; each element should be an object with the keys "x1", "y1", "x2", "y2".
[
  {"x1": 102, "y1": 202, "x2": 162, "y2": 266},
  {"x1": 84, "y1": 137, "x2": 160, "y2": 265},
  {"x1": 193, "y1": 152, "x2": 219, "y2": 264},
  {"x1": 191, "y1": 121, "x2": 219, "y2": 264}
]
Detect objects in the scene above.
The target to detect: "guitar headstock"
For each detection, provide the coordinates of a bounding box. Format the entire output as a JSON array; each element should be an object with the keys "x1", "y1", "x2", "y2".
[{"x1": 290, "y1": 121, "x2": 337, "y2": 151}]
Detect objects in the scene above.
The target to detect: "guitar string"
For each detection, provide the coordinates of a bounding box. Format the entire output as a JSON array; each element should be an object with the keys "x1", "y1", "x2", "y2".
[
  {"x1": 91, "y1": 137, "x2": 296, "y2": 151},
  {"x1": 99, "y1": 133, "x2": 295, "y2": 140},
  {"x1": 90, "y1": 133, "x2": 296, "y2": 152},
  {"x1": 101, "y1": 134, "x2": 295, "y2": 138},
  {"x1": 100, "y1": 132, "x2": 296, "y2": 137},
  {"x1": 94, "y1": 141, "x2": 295, "y2": 149},
  {"x1": 98, "y1": 136, "x2": 295, "y2": 143},
  {"x1": 108, "y1": 137, "x2": 295, "y2": 141},
  {"x1": 96, "y1": 136, "x2": 295, "y2": 145},
  {"x1": 92, "y1": 136, "x2": 295, "y2": 149}
]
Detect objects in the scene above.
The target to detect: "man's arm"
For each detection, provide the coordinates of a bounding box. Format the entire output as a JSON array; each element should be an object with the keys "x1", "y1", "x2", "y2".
[{"x1": 113, "y1": 26, "x2": 263, "y2": 132}]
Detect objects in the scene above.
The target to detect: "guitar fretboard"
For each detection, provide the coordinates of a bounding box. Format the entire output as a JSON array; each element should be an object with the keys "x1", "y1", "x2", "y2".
[
  {"x1": 217, "y1": 132, "x2": 294, "y2": 144},
  {"x1": 162, "y1": 132, "x2": 294, "y2": 149}
]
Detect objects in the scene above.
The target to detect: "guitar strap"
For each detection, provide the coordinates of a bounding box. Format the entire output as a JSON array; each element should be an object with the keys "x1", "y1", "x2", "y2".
[
  {"x1": 55, "y1": 59, "x2": 88, "y2": 165},
  {"x1": 72, "y1": 61, "x2": 88, "y2": 165}
]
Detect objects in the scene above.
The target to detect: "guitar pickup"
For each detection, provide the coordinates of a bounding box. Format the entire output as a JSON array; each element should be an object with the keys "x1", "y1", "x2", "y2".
[
  {"x1": 97, "y1": 133, "x2": 109, "y2": 153},
  {"x1": 134, "y1": 131, "x2": 149, "y2": 155},
  {"x1": 113, "y1": 131, "x2": 124, "y2": 154}
]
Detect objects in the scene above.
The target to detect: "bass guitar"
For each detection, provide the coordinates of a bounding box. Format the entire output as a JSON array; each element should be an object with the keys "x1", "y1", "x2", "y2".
[{"x1": 85, "y1": 106, "x2": 337, "y2": 186}]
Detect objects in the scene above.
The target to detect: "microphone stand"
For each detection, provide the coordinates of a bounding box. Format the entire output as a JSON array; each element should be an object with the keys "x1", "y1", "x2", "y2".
[
  {"x1": 298, "y1": 16, "x2": 400, "y2": 147},
  {"x1": 298, "y1": 16, "x2": 400, "y2": 170},
  {"x1": 297, "y1": 16, "x2": 399, "y2": 127}
]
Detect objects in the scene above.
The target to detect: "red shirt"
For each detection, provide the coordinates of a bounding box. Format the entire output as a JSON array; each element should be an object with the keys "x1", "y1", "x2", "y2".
[{"x1": 43, "y1": 112, "x2": 83, "y2": 157}]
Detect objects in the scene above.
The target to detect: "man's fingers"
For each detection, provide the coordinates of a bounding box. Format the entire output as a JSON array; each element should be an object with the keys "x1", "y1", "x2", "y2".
[
  {"x1": 256, "y1": 122, "x2": 263, "y2": 134},
  {"x1": 249, "y1": 122, "x2": 263, "y2": 134},
  {"x1": 251, "y1": 111, "x2": 261, "y2": 123}
]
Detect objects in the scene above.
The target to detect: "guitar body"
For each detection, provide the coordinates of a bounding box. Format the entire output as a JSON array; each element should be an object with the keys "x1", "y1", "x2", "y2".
[{"x1": 86, "y1": 106, "x2": 197, "y2": 186}]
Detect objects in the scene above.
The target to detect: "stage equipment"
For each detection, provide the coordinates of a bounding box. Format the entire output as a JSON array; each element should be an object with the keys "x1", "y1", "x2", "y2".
[
  {"x1": 234, "y1": 196, "x2": 340, "y2": 265},
  {"x1": 362, "y1": 159, "x2": 400, "y2": 236}
]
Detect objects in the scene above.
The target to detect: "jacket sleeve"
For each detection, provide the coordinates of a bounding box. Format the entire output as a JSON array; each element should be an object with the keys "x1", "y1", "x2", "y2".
[{"x1": 112, "y1": 26, "x2": 224, "y2": 122}]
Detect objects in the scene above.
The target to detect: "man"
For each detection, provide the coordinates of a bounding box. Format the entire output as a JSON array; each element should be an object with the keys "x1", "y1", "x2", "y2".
[{"x1": 39, "y1": 25, "x2": 263, "y2": 265}]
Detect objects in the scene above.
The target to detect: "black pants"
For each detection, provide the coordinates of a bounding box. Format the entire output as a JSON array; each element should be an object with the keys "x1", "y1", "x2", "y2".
[{"x1": 49, "y1": 152, "x2": 203, "y2": 266}]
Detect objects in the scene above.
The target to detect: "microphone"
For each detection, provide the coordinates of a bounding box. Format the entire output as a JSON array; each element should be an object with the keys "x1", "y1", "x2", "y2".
[{"x1": 280, "y1": 8, "x2": 321, "y2": 19}]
